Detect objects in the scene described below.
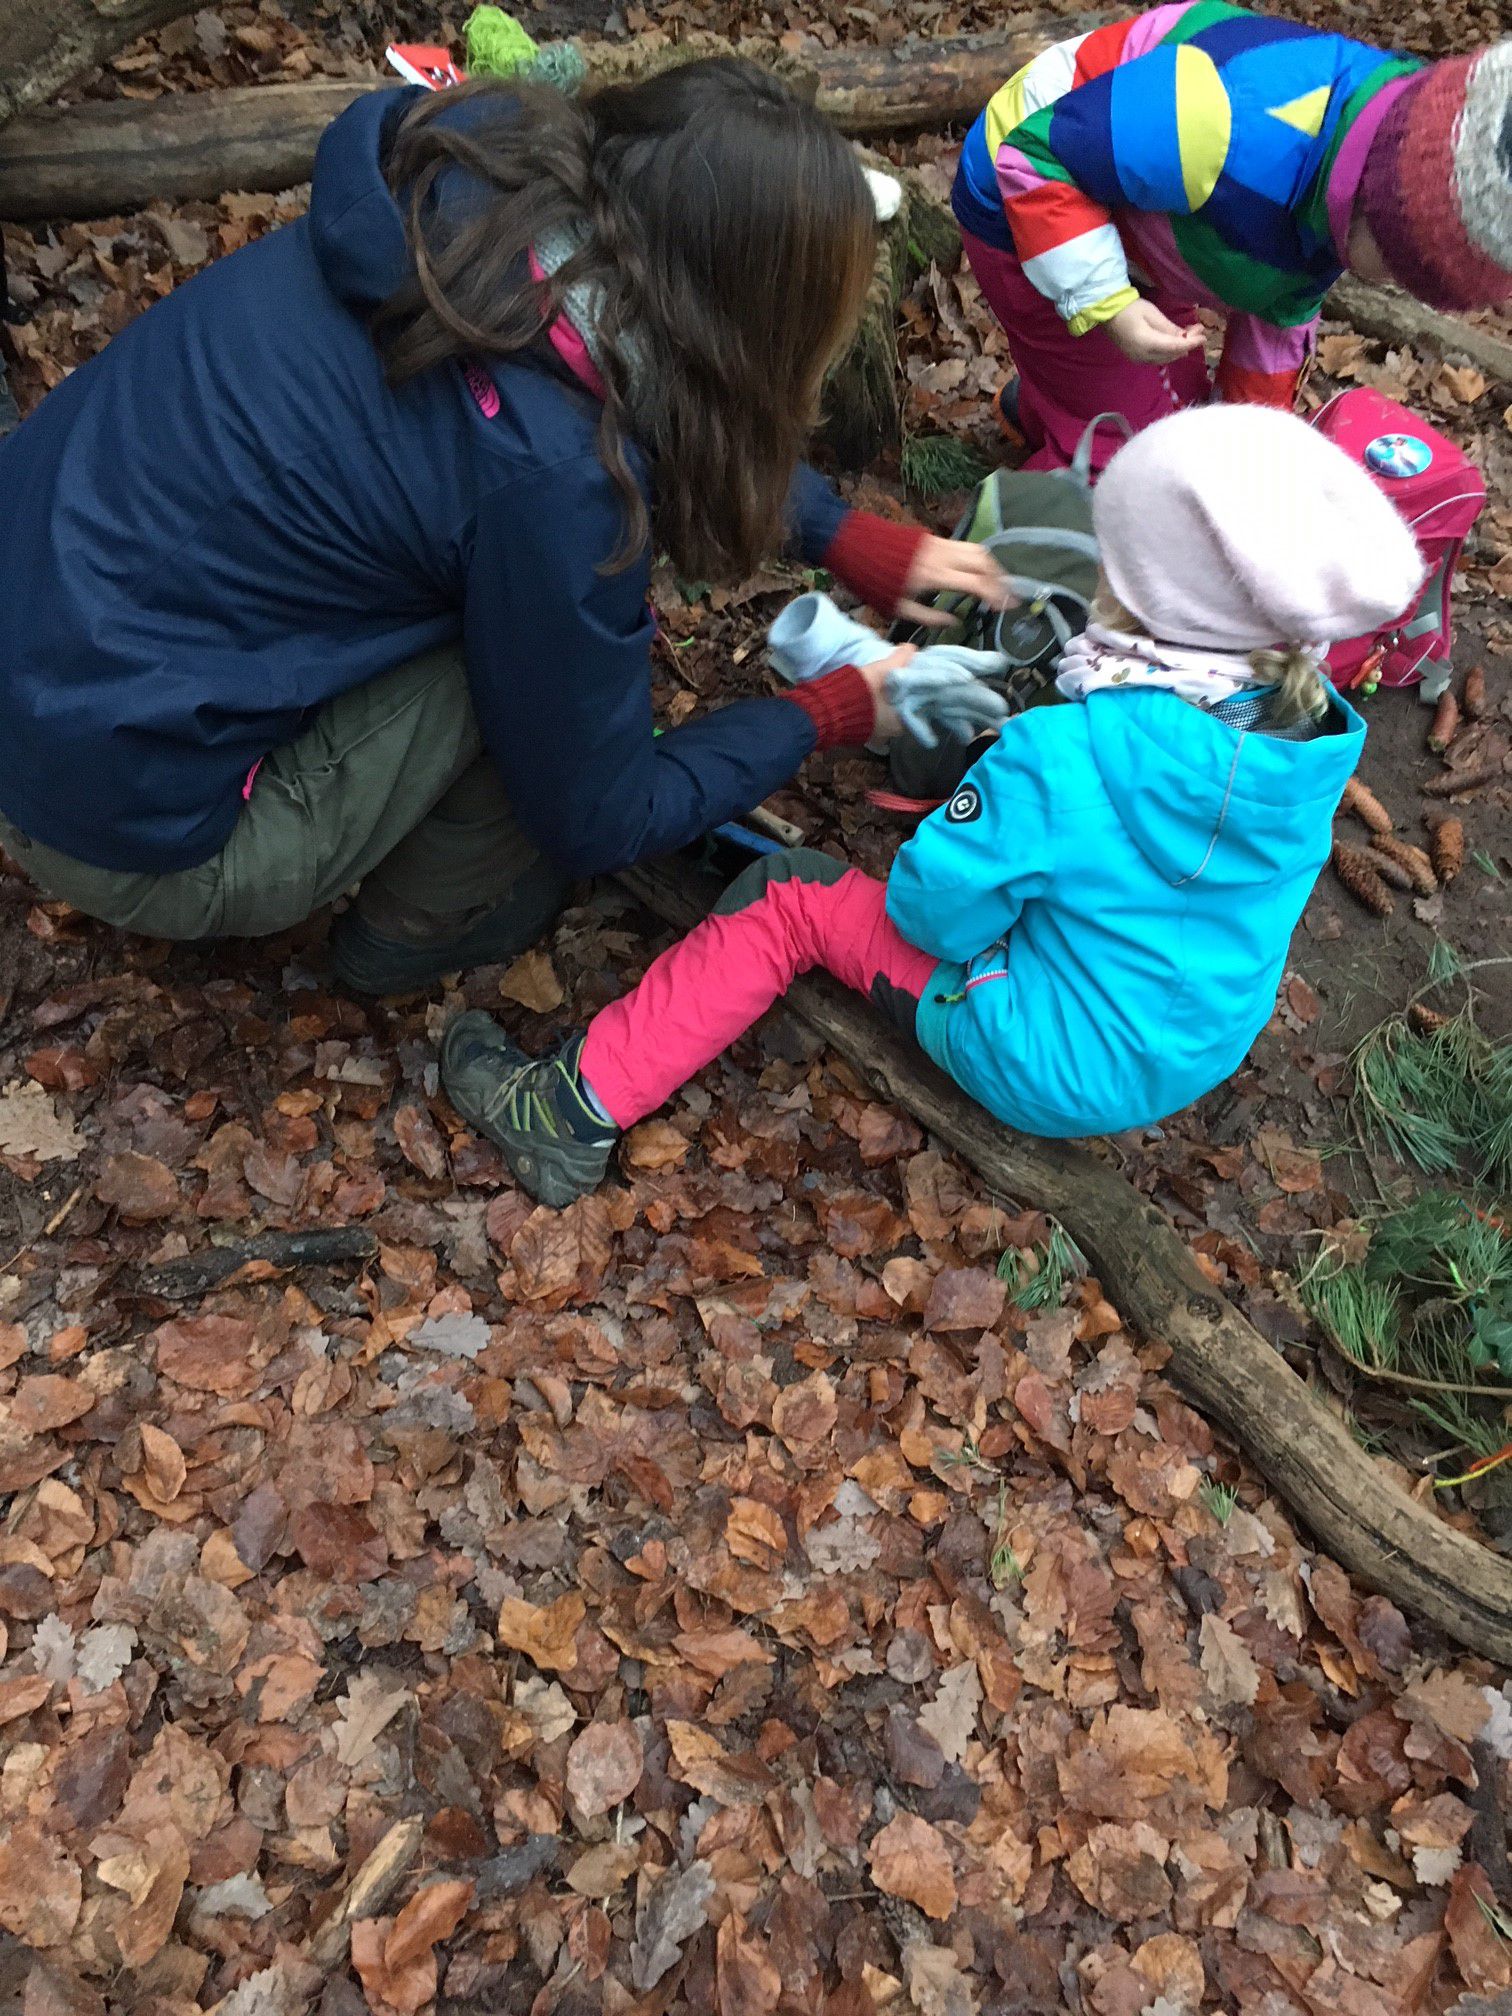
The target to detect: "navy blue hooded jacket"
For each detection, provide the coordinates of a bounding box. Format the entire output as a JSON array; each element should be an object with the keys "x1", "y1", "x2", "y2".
[{"x1": 0, "y1": 88, "x2": 851, "y2": 877}]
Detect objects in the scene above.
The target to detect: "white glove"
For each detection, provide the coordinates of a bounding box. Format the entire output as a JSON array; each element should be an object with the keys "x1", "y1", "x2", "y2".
[{"x1": 885, "y1": 645, "x2": 1011, "y2": 749}]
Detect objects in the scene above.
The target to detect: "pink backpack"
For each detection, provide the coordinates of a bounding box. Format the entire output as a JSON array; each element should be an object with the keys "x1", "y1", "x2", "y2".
[{"x1": 1311, "y1": 389, "x2": 1485, "y2": 699}]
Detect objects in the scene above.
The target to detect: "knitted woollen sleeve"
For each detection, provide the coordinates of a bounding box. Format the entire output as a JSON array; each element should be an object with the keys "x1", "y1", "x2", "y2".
[
  {"x1": 782, "y1": 665, "x2": 877, "y2": 750},
  {"x1": 824, "y1": 513, "x2": 929, "y2": 618}
]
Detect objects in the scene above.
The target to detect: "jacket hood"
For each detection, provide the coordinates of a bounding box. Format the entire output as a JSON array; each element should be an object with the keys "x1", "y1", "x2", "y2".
[
  {"x1": 1083, "y1": 686, "x2": 1365, "y2": 889},
  {"x1": 309, "y1": 87, "x2": 429, "y2": 312}
]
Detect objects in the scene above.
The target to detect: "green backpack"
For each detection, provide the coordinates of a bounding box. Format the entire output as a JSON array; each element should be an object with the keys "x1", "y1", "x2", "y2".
[{"x1": 889, "y1": 413, "x2": 1125, "y2": 799}]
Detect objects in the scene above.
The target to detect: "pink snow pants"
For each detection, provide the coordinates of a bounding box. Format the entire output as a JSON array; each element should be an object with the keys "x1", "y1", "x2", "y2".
[
  {"x1": 963, "y1": 229, "x2": 1211, "y2": 474},
  {"x1": 580, "y1": 850, "x2": 938, "y2": 1128}
]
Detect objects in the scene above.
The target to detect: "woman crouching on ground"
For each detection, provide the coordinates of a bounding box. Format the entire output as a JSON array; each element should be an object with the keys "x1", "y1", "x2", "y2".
[{"x1": 0, "y1": 60, "x2": 1004, "y2": 993}]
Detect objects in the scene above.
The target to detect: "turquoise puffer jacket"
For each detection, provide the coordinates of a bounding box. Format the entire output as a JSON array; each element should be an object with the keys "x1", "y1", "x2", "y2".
[{"x1": 887, "y1": 686, "x2": 1363, "y2": 1136}]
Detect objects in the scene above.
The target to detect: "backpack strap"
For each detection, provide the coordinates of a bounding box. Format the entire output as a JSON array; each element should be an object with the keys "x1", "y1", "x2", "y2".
[
  {"x1": 1069, "y1": 410, "x2": 1134, "y2": 487},
  {"x1": 981, "y1": 525, "x2": 1101, "y2": 564}
]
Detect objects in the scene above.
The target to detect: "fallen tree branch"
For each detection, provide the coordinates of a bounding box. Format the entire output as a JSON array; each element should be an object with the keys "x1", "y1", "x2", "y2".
[
  {"x1": 619, "y1": 856, "x2": 1512, "y2": 1667},
  {"x1": 0, "y1": 16, "x2": 1106, "y2": 219},
  {"x1": 1326, "y1": 274, "x2": 1512, "y2": 387},
  {"x1": 2, "y1": 35, "x2": 1504, "y2": 400},
  {"x1": 0, "y1": 0, "x2": 198, "y2": 129}
]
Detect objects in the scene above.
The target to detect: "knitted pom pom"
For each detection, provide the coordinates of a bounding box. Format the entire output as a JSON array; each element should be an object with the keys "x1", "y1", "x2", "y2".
[
  {"x1": 521, "y1": 42, "x2": 588, "y2": 91},
  {"x1": 464, "y1": 6, "x2": 540, "y2": 76}
]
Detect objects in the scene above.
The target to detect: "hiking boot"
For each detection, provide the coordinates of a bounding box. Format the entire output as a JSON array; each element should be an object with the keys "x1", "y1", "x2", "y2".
[
  {"x1": 441, "y1": 1013, "x2": 618, "y2": 1208},
  {"x1": 329, "y1": 866, "x2": 569, "y2": 996}
]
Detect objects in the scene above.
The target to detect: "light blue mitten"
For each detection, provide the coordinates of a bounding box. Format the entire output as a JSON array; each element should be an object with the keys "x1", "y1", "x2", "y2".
[{"x1": 885, "y1": 646, "x2": 1011, "y2": 748}]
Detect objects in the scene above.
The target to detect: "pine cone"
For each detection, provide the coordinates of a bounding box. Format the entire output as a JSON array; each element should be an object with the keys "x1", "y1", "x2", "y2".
[
  {"x1": 1341, "y1": 776, "x2": 1393, "y2": 835},
  {"x1": 1366, "y1": 850, "x2": 1415, "y2": 892},
  {"x1": 1370, "y1": 833, "x2": 1437, "y2": 896},
  {"x1": 1428, "y1": 690, "x2": 1460, "y2": 753},
  {"x1": 1463, "y1": 664, "x2": 1488, "y2": 720},
  {"x1": 1428, "y1": 816, "x2": 1465, "y2": 884},
  {"x1": 1332, "y1": 842, "x2": 1394, "y2": 917}
]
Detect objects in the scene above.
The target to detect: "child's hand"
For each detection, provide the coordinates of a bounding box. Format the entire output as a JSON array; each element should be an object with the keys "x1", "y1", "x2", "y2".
[
  {"x1": 899, "y1": 536, "x2": 1016, "y2": 628},
  {"x1": 1107, "y1": 300, "x2": 1204, "y2": 365},
  {"x1": 856, "y1": 645, "x2": 916, "y2": 741}
]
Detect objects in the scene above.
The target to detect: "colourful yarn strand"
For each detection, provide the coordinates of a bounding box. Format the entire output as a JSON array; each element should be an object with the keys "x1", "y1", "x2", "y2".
[{"x1": 463, "y1": 6, "x2": 588, "y2": 91}]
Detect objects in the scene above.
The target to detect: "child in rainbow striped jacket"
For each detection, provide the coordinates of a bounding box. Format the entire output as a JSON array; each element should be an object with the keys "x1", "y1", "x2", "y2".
[{"x1": 951, "y1": 3, "x2": 1512, "y2": 471}]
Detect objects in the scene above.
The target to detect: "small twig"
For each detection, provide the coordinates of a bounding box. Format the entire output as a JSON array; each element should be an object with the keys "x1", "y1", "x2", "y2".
[
  {"x1": 1322, "y1": 1341, "x2": 1512, "y2": 1403},
  {"x1": 136, "y1": 1226, "x2": 378, "y2": 1299},
  {"x1": 0, "y1": 1183, "x2": 83, "y2": 1275}
]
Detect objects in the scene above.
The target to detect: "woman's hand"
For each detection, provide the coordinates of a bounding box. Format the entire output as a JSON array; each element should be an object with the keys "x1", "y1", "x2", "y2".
[
  {"x1": 856, "y1": 644, "x2": 916, "y2": 741},
  {"x1": 898, "y1": 535, "x2": 1016, "y2": 629},
  {"x1": 1106, "y1": 299, "x2": 1204, "y2": 365}
]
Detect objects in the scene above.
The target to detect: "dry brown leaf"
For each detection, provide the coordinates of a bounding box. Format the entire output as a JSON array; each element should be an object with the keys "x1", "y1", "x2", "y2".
[
  {"x1": 351, "y1": 1913, "x2": 437, "y2": 2016},
  {"x1": 771, "y1": 1372, "x2": 837, "y2": 1450},
  {"x1": 1067, "y1": 1821, "x2": 1173, "y2": 1922},
  {"x1": 566, "y1": 1841, "x2": 639, "y2": 1898},
  {"x1": 496, "y1": 1590, "x2": 586, "y2": 1675},
  {"x1": 717, "y1": 1911, "x2": 783, "y2": 2016},
  {"x1": 0, "y1": 1672, "x2": 53, "y2": 1723},
  {"x1": 0, "y1": 1080, "x2": 84, "y2": 1161},
  {"x1": 1198, "y1": 1614, "x2": 1260, "y2": 1710},
  {"x1": 868, "y1": 1813, "x2": 958, "y2": 1921},
  {"x1": 1131, "y1": 1931, "x2": 1204, "y2": 2011},
  {"x1": 332, "y1": 1673, "x2": 413, "y2": 1767},
  {"x1": 95, "y1": 1150, "x2": 179, "y2": 1221},
  {"x1": 384, "y1": 1878, "x2": 474, "y2": 1971},
  {"x1": 1445, "y1": 1862, "x2": 1512, "y2": 1993},
  {"x1": 629, "y1": 1860, "x2": 715, "y2": 1992},
  {"x1": 902, "y1": 1941, "x2": 976, "y2": 2016},
  {"x1": 152, "y1": 1314, "x2": 261, "y2": 1397},
  {"x1": 566, "y1": 1719, "x2": 644, "y2": 1818},
  {"x1": 917, "y1": 1662, "x2": 982, "y2": 1765},
  {"x1": 11, "y1": 1373, "x2": 94, "y2": 1433},
  {"x1": 922, "y1": 1266, "x2": 1006, "y2": 1332},
  {"x1": 665, "y1": 1721, "x2": 774, "y2": 1807},
  {"x1": 137, "y1": 1422, "x2": 187, "y2": 1503},
  {"x1": 499, "y1": 949, "x2": 565, "y2": 1012},
  {"x1": 0, "y1": 1821, "x2": 82, "y2": 1947},
  {"x1": 509, "y1": 1196, "x2": 613, "y2": 1307},
  {"x1": 623, "y1": 1118, "x2": 690, "y2": 1170},
  {"x1": 393, "y1": 1102, "x2": 448, "y2": 1180},
  {"x1": 98, "y1": 1824, "x2": 190, "y2": 1968}
]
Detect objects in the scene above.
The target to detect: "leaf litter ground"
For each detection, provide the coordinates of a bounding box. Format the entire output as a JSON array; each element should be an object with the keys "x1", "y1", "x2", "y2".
[{"x1": 1, "y1": 1, "x2": 1511, "y2": 2011}]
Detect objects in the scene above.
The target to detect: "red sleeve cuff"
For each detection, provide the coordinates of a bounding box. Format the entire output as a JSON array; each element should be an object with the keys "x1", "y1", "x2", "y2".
[
  {"x1": 783, "y1": 664, "x2": 877, "y2": 751},
  {"x1": 1214, "y1": 361, "x2": 1299, "y2": 410},
  {"x1": 824, "y1": 510, "x2": 928, "y2": 618}
]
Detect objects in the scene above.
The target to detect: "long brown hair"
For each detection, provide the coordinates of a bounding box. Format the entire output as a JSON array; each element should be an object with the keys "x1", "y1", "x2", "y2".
[{"x1": 376, "y1": 60, "x2": 878, "y2": 581}]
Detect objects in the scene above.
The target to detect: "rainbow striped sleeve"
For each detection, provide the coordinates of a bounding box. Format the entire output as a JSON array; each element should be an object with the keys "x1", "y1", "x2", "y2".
[{"x1": 989, "y1": 2, "x2": 1236, "y2": 333}]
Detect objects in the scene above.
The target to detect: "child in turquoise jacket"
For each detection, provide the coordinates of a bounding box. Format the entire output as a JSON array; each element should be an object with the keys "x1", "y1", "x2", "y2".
[{"x1": 441, "y1": 406, "x2": 1425, "y2": 1207}]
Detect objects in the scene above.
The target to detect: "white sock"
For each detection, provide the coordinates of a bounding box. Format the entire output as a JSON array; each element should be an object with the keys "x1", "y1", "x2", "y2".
[{"x1": 581, "y1": 1073, "x2": 617, "y2": 1128}]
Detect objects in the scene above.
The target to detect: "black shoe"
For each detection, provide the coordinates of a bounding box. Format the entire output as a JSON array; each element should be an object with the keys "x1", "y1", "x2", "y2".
[
  {"x1": 329, "y1": 869, "x2": 569, "y2": 995},
  {"x1": 995, "y1": 379, "x2": 1022, "y2": 438},
  {"x1": 441, "y1": 1014, "x2": 618, "y2": 1207}
]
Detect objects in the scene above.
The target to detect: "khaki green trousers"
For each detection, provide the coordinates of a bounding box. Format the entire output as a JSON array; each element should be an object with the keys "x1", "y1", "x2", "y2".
[{"x1": 0, "y1": 647, "x2": 560, "y2": 941}]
